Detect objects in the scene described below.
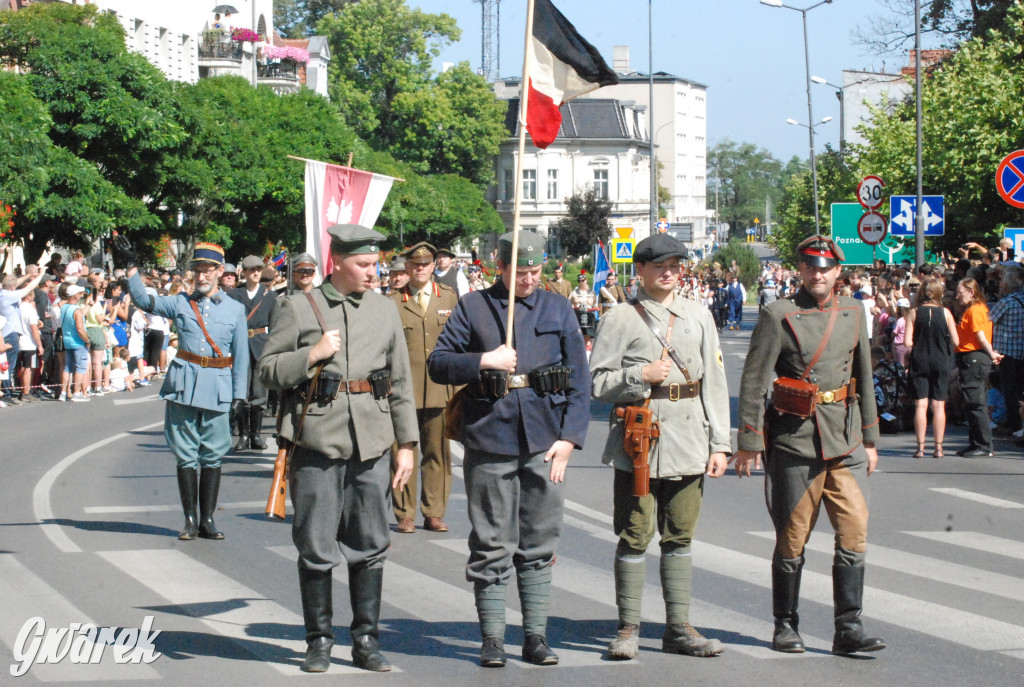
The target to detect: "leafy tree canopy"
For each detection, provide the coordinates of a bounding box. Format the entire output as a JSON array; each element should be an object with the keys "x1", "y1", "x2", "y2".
[
  {"x1": 550, "y1": 188, "x2": 613, "y2": 259},
  {"x1": 707, "y1": 140, "x2": 794, "y2": 239},
  {"x1": 857, "y1": 0, "x2": 1015, "y2": 53}
]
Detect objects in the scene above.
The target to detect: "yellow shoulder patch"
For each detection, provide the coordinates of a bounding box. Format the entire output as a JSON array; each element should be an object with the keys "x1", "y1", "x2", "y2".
[{"x1": 716, "y1": 350, "x2": 724, "y2": 368}]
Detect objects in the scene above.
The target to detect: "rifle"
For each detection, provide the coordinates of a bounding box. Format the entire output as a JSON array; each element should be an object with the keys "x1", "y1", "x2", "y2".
[
  {"x1": 265, "y1": 368, "x2": 322, "y2": 519},
  {"x1": 614, "y1": 399, "x2": 660, "y2": 497}
]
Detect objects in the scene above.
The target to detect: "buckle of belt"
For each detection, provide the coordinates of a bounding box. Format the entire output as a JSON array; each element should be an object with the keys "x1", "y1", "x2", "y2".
[
  {"x1": 507, "y1": 374, "x2": 530, "y2": 389},
  {"x1": 199, "y1": 356, "x2": 210, "y2": 368},
  {"x1": 820, "y1": 389, "x2": 835, "y2": 404},
  {"x1": 667, "y1": 381, "x2": 700, "y2": 401}
]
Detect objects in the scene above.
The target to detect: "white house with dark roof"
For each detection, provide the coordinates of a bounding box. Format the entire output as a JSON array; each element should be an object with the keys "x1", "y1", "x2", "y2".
[{"x1": 488, "y1": 96, "x2": 654, "y2": 258}]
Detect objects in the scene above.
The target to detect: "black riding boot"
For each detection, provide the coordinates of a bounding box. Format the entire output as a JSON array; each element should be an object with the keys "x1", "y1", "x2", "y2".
[
  {"x1": 349, "y1": 566, "x2": 391, "y2": 672},
  {"x1": 772, "y1": 559, "x2": 805, "y2": 653},
  {"x1": 249, "y1": 406, "x2": 268, "y2": 451},
  {"x1": 197, "y1": 466, "x2": 224, "y2": 540},
  {"x1": 832, "y1": 565, "x2": 886, "y2": 655},
  {"x1": 176, "y1": 466, "x2": 199, "y2": 540},
  {"x1": 299, "y1": 568, "x2": 334, "y2": 672},
  {"x1": 233, "y1": 403, "x2": 249, "y2": 452}
]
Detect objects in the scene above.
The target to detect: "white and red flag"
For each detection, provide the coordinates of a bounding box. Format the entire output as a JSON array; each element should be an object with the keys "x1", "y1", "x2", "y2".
[
  {"x1": 525, "y1": 0, "x2": 619, "y2": 149},
  {"x1": 303, "y1": 160, "x2": 396, "y2": 279}
]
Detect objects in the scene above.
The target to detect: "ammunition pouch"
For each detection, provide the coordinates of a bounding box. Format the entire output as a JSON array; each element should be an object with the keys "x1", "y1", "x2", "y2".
[
  {"x1": 528, "y1": 364, "x2": 571, "y2": 395},
  {"x1": 772, "y1": 377, "x2": 819, "y2": 419},
  {"x1": 314, "y1": 371, "x2": 342, "y2": 406},
  {"x1": 478, "y1": 369, "x2": 509, "y2": 399},
  {"x1": 368, "y1": 368, "x2": 392, "y2": 400}
]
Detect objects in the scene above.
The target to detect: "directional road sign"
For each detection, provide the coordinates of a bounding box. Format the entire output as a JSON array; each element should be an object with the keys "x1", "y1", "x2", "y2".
[
  {"x1": 858, "y1": 175, "x2": 886, "y2": 210},
  {"x1": 858, "y1": 211, "x2": 888, "y2": 245},
  {"x1": 996, "y1": 150, "x2": 1024, "y2": 208},
  {"x1": 1004, "y1": 228, "x2": 1024, "y2": 259},
  {"x1": 611, "y1": 238, "x2": 635, "y2": 264},
  {"x1": 656, "y1": 218, "x2": 670, "y2": 233},
  {"x1": 889, "y1": 195, "x2": 945, "y2": 236}
]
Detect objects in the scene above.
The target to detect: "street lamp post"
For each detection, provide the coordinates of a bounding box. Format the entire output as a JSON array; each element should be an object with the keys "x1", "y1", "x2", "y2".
[
  {"x1": 811, "y1": 75, "x2": 872, "y2": 157},
  {"x1": 761, "y1": 0, "x2": 833, "y2": 234}
]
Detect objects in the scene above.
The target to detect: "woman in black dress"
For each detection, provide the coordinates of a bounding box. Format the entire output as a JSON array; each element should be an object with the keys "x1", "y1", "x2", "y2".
[{"x1": 904, "y1": 277, "x2": 959, "y2": 458}]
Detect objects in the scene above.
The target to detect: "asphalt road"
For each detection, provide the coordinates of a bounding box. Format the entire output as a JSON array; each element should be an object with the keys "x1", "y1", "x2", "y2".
[{"x1": 2, "y1": 305, "x2": 1023, "y2": 686}]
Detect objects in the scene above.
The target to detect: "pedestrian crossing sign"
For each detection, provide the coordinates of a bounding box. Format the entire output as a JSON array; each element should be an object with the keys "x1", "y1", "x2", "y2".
[{"x1": 611, "y1": 238, "x2": 635, "y2": 263}]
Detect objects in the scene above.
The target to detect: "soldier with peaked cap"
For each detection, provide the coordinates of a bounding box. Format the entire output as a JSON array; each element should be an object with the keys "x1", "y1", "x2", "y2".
[
  {"x1": 389, "y1": 241, "x2": 459, "y2": 534},
  {"x1": 220, "y1": 263, "x2": 237, "y2": 290},
  {"x1": 291, "y1": 252, "x2": 318, "y2": 294},
  {"x1": 731, "y1": 234, "x2": 886, "y2": 657},
  {"x1": 428, "y1": 230, "x2": 591, "y2": 668},
  {"x1": 113, "y1": 238, "x2": 248, "y2": 541},
  {"x1": 228, "y1": 255, "x2": 279, "y2": 452},
  {"x1": 258, "y1": 223, "x2": 418, "y2": 674},
  {"x1": 590, "y1": 233, "x2": 730, "y2": 660}
]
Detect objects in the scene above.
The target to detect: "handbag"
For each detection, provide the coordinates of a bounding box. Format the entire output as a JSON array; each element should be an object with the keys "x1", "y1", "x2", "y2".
[{"x1": 443, "y1": 387, "x2": 467, "y2": 441}]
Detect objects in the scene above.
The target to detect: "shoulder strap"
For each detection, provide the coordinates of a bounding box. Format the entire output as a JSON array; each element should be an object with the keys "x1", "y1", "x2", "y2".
[
  {"x1": 632, "y1": 301, "x2": 692, "y2": 382},
  {"x1": 304, "y1": 291, "x2": 330, "y2": 334},
  {"x1": 798, "y1": 296, "x2": 839, "y2": 381},
  {"x1": 189, "y1": 300, "x2": 225, "y2": 358}
]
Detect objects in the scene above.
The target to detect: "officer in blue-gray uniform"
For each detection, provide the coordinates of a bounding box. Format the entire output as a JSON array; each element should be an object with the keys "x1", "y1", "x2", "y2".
[
  {"x1": 114, "y1": 238, "x2": 248, "y2": 541},
  {"x1": 428, "y1": 230, "x2": 591, "y2": 668}
]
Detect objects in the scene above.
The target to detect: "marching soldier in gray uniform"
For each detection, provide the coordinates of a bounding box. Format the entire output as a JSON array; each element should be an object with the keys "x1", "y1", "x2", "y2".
[
  {"x1": 290, "y1": 252, "x2": 318, "y2": 294},
  {"x1": 390, "y1": 242, "x2": 459, "y2": 533},
  {"x1": 428, "y1": 231, "x2": 590, "y2": 668},
  {"x1": 258, "y1": 224, "x2": 418, "y2": 674},
  {"x1": 229, "y1": 255, "x2": 278, "y2": 451},
  {"x1": 114, "y1": 238, "x2": 248, "y2": 541},
  {"x1": 590, "y1": 234, "x2": 730, "y2": 660},
  {"x1": 732, "y1": 235, "x2": 885, "y2": 656}
]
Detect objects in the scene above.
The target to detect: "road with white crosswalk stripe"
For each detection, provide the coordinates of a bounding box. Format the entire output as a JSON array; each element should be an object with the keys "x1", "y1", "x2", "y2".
[{"x1": 2, "y1": 308, "x2": 1023, "y2": 686}]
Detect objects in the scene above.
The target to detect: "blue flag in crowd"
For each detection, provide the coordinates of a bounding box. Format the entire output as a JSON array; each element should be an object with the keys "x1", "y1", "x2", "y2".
[{"x1": 593, "y1": 241, "x2": 610, "y2": 298}]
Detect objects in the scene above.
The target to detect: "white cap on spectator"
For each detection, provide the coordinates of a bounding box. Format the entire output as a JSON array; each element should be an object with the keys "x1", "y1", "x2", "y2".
[{"x1": 66, "y1": 285, "x2": 86, "y2": 296}]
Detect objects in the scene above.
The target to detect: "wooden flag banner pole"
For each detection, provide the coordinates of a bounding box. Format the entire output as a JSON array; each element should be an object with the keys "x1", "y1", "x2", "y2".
[
  {"x1": 286, "y1": 155, "x2": 406, "y2": 183},
  {"x1": 505, "y1": 0, "x2": 538, "y2": 348}
]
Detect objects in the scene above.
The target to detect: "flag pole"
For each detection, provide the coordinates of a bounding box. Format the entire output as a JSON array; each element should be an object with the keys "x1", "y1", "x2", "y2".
[{"x1": 506, "y1": 0, "x2": 537, "y2": 348}]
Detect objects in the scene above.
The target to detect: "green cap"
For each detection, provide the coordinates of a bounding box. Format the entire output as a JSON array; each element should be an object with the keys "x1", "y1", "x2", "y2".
[
  {"x1": 327, "y1": 224, "x2": 385, "y2": 255},
  {"x1": 498, "y1": 231, "x2": 545, "y2": 267}
]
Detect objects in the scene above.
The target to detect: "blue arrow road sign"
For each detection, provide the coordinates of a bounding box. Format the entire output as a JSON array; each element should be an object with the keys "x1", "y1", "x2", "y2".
[{"x1": 889, "y1": 195, "x2": 944, "y2": 236}]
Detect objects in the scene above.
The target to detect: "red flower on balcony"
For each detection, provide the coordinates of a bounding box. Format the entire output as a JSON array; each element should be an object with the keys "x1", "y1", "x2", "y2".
[{"x1": 231, "y1": 27, "x2": 259, "y2": 42}]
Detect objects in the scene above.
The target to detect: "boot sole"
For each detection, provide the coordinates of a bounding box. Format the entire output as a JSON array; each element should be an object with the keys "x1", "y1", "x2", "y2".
[{"x1": 832, "y1": 642, "x2": 886, "y2": 655}]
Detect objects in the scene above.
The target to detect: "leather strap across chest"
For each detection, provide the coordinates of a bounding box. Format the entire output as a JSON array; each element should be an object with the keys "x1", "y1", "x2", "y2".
[
  {"x1": 797, "y1": 296, "x2": 839, "y2": 382},
  {"x1": 189, "y1": 300, "x2": 225, "y2": 358}
]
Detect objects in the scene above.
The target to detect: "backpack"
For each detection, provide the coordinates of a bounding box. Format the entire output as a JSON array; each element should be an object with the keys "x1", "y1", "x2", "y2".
[{"x1": 873, "y1": 360, "x2": 912, "y2": 433}]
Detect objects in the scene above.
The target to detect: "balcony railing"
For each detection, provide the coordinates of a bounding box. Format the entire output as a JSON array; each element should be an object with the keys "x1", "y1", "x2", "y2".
[
  {"x1": 198, "y1": 32, "x2": 244, "y2": 62},
  {"x1": 258, "y1": 60, "x2": 300, "y2": 81}
]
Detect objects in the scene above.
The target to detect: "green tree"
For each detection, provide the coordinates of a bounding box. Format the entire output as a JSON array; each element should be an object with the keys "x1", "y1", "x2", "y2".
[
  {"x1": 274, "y1": 0, "x2": 310, "y2": 38},
  {"x1": 389, "y1": 63, "x2": 509, "y2": 185},
  {"x1": 707, "y1": 140, "x2": 791, "y2": 239},
  {"x1": 855, "y1": 3, "x2": 1024, "y2": 254},
  {"x1": 0, "y1": 6, "x2": 168, "y2": 261},
  {"x1": 549, "y1": 188, "x2": 613, "y2": 259},
  {"x1": 710, "y1": 239, "x2": 760, "y2": 291},
  {"x1": 771, "y1": 145, "x2": 857, "y2": 266},
  {"x1": 858, "y1": 0, "x2": 1015, "y2": 53}
]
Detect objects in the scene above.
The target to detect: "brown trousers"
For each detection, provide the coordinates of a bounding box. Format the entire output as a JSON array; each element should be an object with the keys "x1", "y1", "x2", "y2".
[
  {"x1": 392, "y1": 407, "x2": 451, "y2": 521},
  {"x1": 766, "y1": 444, "x2": 870, "y2": 561}
]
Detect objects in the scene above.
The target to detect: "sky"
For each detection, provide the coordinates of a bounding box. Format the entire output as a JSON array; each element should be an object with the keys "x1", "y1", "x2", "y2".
[{"x1": 411, "y1": 0, "x2": 936, "y2": 163}]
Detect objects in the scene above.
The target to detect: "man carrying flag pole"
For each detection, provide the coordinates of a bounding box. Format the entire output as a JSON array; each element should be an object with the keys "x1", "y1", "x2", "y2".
[{"x1": 427, "y1": 0, "x2": 615, "y2": 669}]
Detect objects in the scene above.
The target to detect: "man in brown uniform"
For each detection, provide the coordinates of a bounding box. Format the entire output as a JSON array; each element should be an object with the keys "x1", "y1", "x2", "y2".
[
  {"x1": 732, "y1": 235, "x2": 885, "y2": 657},
  {"x1": 545, "y1": 267, "x2": 572, "y2": 298},
  {"x1": 600, "y1": 272, "x2": 628, "y2": 314},
  {"x1": 390, "y1": 242, "x2": 459, "y2": 533}
]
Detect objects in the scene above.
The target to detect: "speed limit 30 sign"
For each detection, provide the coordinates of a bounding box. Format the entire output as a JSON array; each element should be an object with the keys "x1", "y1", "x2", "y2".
[{"x1": 858, "y1": 175, "x2": 886, "y2": 210}]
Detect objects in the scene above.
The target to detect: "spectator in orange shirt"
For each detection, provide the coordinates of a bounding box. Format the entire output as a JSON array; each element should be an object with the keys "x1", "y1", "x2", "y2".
[{"x1": 953, "y1": 278, "x2": 1002, "y2": 457}]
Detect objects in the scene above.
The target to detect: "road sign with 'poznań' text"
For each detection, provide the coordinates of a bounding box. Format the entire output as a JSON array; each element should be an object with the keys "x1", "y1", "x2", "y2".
[
  {"x1": 889, "y1": 195, "x2": 945, "y2": 236},
  {"x1": 611, "y1": 238, "x2": 635, "y2": 263},
  {"x1": 832, "y1": 203, "x2": 917, "y2": 266}
]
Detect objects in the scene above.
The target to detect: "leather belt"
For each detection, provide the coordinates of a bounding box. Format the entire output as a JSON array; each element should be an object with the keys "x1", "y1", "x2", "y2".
[
  {"x1": 814, "y1": 380, "x2": 856, "y2": 405},
  {"x1": 506, "y1": 373, "x2": 531, "y2": 389},
  {"x1": 342, "y1": 380, "x2": 373, "y2": 394},
  {"x1": 248, "y1": 326, "x2": 268, "y2": 337},
  {"x1": 177, "y1": 349, "x2": 233, "y2": 368},
  {"x1": 649, "y1": 380, "x2": 701, "y2": 401}
]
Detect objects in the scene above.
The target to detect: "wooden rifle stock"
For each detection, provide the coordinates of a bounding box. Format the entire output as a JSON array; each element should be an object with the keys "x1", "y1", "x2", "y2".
[
  {"x1": 615, "y1": 402, "x2": 660, "y2": 497},
  {"x1": 265, "y1": 440, "x2": 289, "y2": 520}
]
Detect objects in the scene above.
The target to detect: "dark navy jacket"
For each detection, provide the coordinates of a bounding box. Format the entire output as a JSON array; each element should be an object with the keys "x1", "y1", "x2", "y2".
[{"x1": 428, "y1": 280, "x2": 590, "y2": 456}]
